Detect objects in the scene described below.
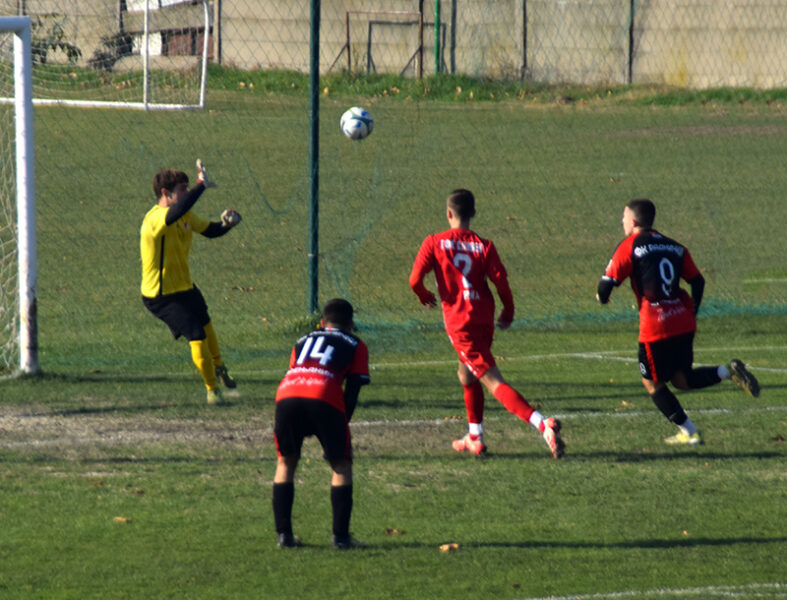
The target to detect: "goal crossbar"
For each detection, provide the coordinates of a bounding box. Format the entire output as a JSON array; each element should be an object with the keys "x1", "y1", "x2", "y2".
[{"x1": 0, "y1": 0, "x2": 211, "y2": 112}]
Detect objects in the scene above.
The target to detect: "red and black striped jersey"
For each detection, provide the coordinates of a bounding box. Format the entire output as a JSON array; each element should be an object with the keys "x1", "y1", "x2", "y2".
[
  {"x1": 602, "y1": 230, "x2": 701, "y2": 342},
  {"x1": 275, "y1": 328, "x2": 370, "y2": 412}
]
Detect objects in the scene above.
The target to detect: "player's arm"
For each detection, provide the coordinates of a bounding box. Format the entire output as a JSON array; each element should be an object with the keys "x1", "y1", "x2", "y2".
[
  {"x1": 687, "y1": 274, "x2": 705, "y2": 314},
  {"x1": 409, "y1": 237, "x2": 437, "y2": 307},
  {"x1": 165, "y1": 184, "x2": 206, "y2": 226},
  {"x1": 344, "y1": 374, "x2": 370, "y2": 421},
  {"x1": 682, "y1": 248, "x2": 704, "y2": 314},
  {"x1": 486, "y1": 244, "x2": 514, "y2": 328},
  {"x1": 344, "y1": 342, "x2": 371, "y2": 421},
  {"x1": 200, "y1": 210, "x2": 243, "y2": 238},
  {"x1": 597, "y1": 241, "x2": 632, "y2": 304},
  {"x1": 596, "y1": 275, "x2": 619, "y2": 304}
]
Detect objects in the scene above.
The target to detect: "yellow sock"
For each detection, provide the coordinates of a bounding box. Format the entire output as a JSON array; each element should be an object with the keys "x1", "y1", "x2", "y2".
[
  {"x1": 190, "y1": 339, "x2": 218, "y2": 389},
  {"x1": 204, "y1": 321, "x2": 223, "y2": 367}
]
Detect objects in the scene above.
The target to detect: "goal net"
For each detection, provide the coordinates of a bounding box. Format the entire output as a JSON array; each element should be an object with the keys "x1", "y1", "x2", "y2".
[
  {"x1": 0, "y1": 0, "x2": 210, "y2": 110},
  {"x1": 0, "y1": 16, "x2": 37, "y2": 375}
]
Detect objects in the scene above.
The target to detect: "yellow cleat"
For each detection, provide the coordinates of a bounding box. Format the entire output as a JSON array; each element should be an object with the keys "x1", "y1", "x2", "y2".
[
  {"x1": 664, "y1": 431, "x2": 703, "y2": 446},
  {"x1": 206, "y1": 388, "x2": 224, "y2": 405}
]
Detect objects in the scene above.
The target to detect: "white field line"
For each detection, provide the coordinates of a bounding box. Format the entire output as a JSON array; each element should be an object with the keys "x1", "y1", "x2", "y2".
[
  {"x1": 516, "y1": 582, "x2": 786, "y2": 600},
  {"x1": 743, "y1": 277, "x2": 787, "y2": 283},
  {"x1": 351, "y1": 405, "x2": 787, "y2": 427}
]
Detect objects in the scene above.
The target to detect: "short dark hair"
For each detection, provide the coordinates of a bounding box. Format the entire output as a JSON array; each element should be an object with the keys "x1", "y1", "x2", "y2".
[
  {"x1": 153, "y1": 168, "x2": 189, "y2": 198},
  {"x1": 322, "y1": 298, "x2": 354, "y2": 329},
  {"x1": 447, "y1": 189, "x2": 476, "y2": 220},
  {"x1": 626, "y1": 198, "x2": 656, "y2": 229}
]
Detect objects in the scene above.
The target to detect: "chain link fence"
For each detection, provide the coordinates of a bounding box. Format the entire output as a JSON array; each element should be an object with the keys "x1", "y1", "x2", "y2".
[{"x1": 1, "y1": 0, "x2": 785, "y2": 373}]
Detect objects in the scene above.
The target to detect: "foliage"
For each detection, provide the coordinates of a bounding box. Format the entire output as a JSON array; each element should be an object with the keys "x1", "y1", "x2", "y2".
[
  {"x1": 30, "y1": 15, "x2": 82, "y2": 65},
  {"x1": 88, "y1": 32, "x2": 134, "y2": 72}
]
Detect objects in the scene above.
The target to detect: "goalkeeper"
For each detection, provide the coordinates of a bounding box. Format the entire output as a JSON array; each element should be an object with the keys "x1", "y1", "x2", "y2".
[{"x1": 140, "y1": 160, "x2": 242, "y2": 404}]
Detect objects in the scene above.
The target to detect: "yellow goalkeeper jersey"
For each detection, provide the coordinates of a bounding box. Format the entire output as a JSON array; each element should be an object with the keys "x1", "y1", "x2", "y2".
[{"x1": 140, "y1": 205, "x2": 209, "y2": 298}]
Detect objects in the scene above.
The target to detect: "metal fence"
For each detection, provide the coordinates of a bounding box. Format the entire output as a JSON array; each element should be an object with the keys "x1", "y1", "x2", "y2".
[{"x1": 3, "y1": 1, "x2": 787, "y2": 89}]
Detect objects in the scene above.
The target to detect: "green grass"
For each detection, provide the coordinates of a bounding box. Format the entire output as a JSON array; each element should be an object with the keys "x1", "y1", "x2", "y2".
[
  {"x1": 1, "y1": 317, "x2": 785, "y2": 599},
  {"x1": 1, "y1": 74, "x2": 786, "y2": 597}
]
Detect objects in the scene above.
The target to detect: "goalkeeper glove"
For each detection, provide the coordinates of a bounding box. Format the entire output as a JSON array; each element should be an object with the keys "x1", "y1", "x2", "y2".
[
  {"x1": 196, "y1": 159, "x2": 216, "y2": 188},
  {"x1": 221, "y1": 209, "x2": 242, "y2": 228}
]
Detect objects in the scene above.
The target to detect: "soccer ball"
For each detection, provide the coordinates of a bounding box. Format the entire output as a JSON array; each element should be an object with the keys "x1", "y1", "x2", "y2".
[{"x1": 340, "y1": 106, "x2": 374, "y2": 140}]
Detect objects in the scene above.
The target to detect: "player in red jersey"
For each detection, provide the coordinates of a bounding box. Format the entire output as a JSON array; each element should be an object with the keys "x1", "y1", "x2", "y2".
[
  {"x1": 596, "y1": 199, "x2": 760, "y2": 445},
  {"x1": 272, "y1": 299, "x2": 370, "y2": 549},
  {"x1": 409, "y1": 189, "x2": 565, "y2": 459}
]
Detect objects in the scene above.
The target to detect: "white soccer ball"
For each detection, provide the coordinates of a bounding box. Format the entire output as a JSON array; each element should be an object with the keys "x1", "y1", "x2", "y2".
[{"x1": 340, "y1": 106, "x2": 374, "y2": 140}]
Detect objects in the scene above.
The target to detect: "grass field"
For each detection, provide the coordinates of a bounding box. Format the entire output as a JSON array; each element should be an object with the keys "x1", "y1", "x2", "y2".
[
  {"x1": 1, "y1": 317, "x2": 785, "y2": 599},
  {"x1": 1, "y1": 73, "x2": 786, "y2": 598}
]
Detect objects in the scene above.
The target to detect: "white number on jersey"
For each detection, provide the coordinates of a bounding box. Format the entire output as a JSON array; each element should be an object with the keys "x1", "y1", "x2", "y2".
[
  {"x1": 453, "y1": 252, "x2": 480, "y2": 301},
  {"x1": 659, "y1": 257, "x2": 676, "y2": 297},
  {"x1": 296, "y1": 335, "x2": 335, "y2": 366}
]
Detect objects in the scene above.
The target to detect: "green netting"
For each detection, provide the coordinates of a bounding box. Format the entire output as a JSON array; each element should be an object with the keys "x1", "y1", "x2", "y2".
[{"x1": 2, "y1": 0, "x2": 785, "y2": 373}]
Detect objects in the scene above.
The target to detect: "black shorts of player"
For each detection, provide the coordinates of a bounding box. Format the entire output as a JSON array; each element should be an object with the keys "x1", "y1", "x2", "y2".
[
  {"x1": 638, "y1": 332, "x2": 694, "y2": 382},
  {"x1": 142, "y1": 285, "x2": 210, "y2": 341},
  {"x1": 274, "y1": 397, "x2": 351, "y2": 463}
]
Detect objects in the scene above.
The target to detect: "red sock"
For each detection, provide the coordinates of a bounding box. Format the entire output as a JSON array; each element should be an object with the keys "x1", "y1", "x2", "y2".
[
  {"x1": 493, "y1": 382, "x2": 535, "y2": 424},
  {"x1": 463, "y1": 381, "x2": 485, "y2": 424}
]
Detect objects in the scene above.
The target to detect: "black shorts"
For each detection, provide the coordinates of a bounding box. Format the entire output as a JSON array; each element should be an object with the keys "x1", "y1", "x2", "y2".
[
  {"x1": 274, "y1": 397, "x2": 351, "y2": 463},
  {"x1": 142, "y1": 286, "x2": 210, "y2": 341},
  {"x1": 638, "y1": 332, "x2": 694, "y2": 382}
]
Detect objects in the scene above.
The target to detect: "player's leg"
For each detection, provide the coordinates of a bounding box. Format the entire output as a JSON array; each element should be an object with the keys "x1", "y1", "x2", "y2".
[
  {"x1": 311, "y1": 401, "x2": 364, "y2": 549},
  {"x1": 178, "y1": 288, "x2": 223, "y2": 403},
  {"x1": 272, "y1": 399, "x2": 305, "y2": 548},
  {"x1": 452, "y1": 363, "x2": 487, "y2": 455},
  {"x1": 640, "y1": 339, "x2": 702, "y2": 445},
  {"x1": 329, "y1": 458, "x2": 361, "y2": 549},
  {"x1": 480, "y1": 366, "x2": 565, "y2": 459},
  {"x1": 204, "y1": 321, "x2": 237, "y2": 389},
  {"x1": 728, "y1": 359, "x2": 760, "y2": 397},
  {"x1": 188, "y1": 337, "x2": 221, "y2": 403}
]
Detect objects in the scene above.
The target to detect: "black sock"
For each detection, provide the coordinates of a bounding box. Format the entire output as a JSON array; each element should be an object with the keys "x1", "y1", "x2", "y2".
[
  {"x1": 650, "y1": 386, "x2": 687, "y2": 425},
  {"x1": 685, "y1": 366, "x2": 722, "y2": 389},
  {"x1": 331, "y1": 484, "x2": 353, "y2": 538},
  {"x1": 272, "y1": 482, "x2": 295, "y2": 535}
]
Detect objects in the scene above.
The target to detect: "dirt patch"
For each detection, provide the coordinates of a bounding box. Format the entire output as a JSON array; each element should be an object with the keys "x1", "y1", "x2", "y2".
[{"x1": 0, "y1": 404, "x2": 273, "y2": 454}]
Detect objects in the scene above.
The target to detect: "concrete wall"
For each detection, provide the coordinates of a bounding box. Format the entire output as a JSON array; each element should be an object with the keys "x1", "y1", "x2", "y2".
[{"x1": 4, "y1": 0, "x2": 787, "y2": 88}]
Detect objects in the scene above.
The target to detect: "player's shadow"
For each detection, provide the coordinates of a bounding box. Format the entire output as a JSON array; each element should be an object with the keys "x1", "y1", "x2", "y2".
[
  {"x1": 462, "y1": 535, "x2": 787, "y2": 550},
  {"x1": 366, "y1": 534, "x2": 786, "y2": 551},
  {"x1": 486, "y1": 449, "x2": 784, "y2": 462}
]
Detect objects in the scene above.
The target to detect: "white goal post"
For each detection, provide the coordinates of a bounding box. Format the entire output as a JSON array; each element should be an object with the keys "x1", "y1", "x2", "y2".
[
  {"x1": 0, "y1": 0, "x2": 211, "y2": 111},
  {"x1": 0, "y1": 16, "x2": 39, "y2": 375}
]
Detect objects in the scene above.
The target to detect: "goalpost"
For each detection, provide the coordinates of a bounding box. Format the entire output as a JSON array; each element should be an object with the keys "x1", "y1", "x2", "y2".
[
  {"x1": 0, "y1": 16, "x2": 38, "y2": 375},
  {"x1": 0, "y1": 0, "x2": 211, "y2": 111}
]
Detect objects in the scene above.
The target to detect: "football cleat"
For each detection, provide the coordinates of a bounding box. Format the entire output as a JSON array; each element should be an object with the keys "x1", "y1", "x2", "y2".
[
  {"x1": 729, "y1": 359, "x2": 760, "y2": 398},
  {"x1": 331, "y1": 534, "x2": 367, "y2": 550},
  {"x1": 664, "y1": 430, "x2": 703, "y2": 446},
  {"x1": 206, "y1": 387, "x2": 224, "y2": 405},
  {"x1": 215, "y1": 364, "x2": 237, "y2": 389},
  {"x1": 277, "y1": 533, "x2": 302, "y2": 549},
  {"x1": 542, "y1": 417, "x2": 565, "y2": 459},
  {"x1": 452, "y1": 434, "x2": 487, "y2": 456}
]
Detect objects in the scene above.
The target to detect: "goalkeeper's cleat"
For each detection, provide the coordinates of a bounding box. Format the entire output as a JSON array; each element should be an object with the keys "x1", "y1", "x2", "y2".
[
  {"x1": 664, "y1": 431, "x2": 704, "y2": 446},
  {"x1": 277, "y1": 533, "x2": 302, "y2": 549},
  {"x1": 729, "y1": 359, "x2": 760, "y2": 398},
  {"x1": 331, "y1": 534, "x2": 367, "y2": 550},
  {"x1": 196, "y1": 158, "x2": 216, "y2": 188},
  {"x1": 215, "y1": 364, "x2": 237, "y2": 389},
  {"x1": 542, "y1": 417, "x2": 565, "y2": 459},
  {"x1": 206, "y1": 387, "x2": 224, "y2": 405},
  {"x1": 452, "y1": 433, "x2": 487, "y2": 456}
]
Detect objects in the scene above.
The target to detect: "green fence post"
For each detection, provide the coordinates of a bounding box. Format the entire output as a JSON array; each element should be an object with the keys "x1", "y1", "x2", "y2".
[{"x1": 308, "y1": 0, "x2": 320, "y2": 314}]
